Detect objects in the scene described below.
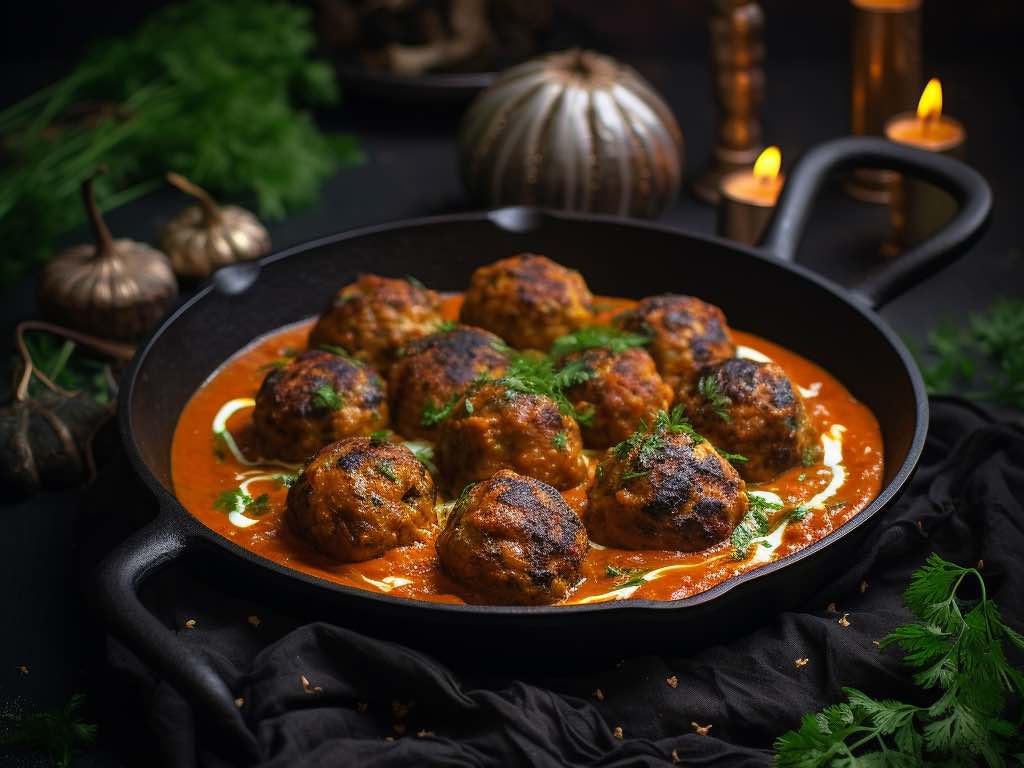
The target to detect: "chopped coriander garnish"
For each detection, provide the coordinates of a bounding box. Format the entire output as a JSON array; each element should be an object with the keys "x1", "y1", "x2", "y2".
[
  {"x1": 421, "y1": 393, "x2": 460, "y2": 426},
  {"x1": 213, "y1": 432, "x2": 228, "y2": 462},
  {"x1": 464, "y1": 399, "x2": 474, "y2": 415},
  {"x1": 802, "y1": 445, "x2": 822, "y2": 466},
  {"x1": 620, "y1": 468, "x2": 650, "y2": 482},
  {"x1": 732, "y1": 494, "x2": 784, "y2": 559},
  {"x1": 797, "y1": 472, "x2": 807, "y2": 482},
  {"x1": 718, "y1": 448, "x2": 748, "y2": 465},
  {"x1": 698, "y1": 374, "x2": 732, "y2": 422},
  {"x1": 605, "y1": 565, "x2": 650, "y2": 589},
  {"x1": 827, "y1": 500, "x2": 848, "y2": 512},
  {"x1": 789, "y1": 505, "x2": 809, "y2": 522},
  {"x1": 369, "y1": 429, "x2": 392, "y2": 445},
  {"x1": 214, "y1": 489, "x2": 271, "y2": 516},
  {"x1": 595, "y1": 464, "x2": 605, "y2": 481},
  {"x1": 247, "y1": 494, "x2": 271, "y2": 515},
  {"x1": 549, "y1": 325, "x2": 650, "y2": 359},
  {"x1": 258, "y1": 358, "x2": 289, "y2": 372},
  {"x1": 436, "y1": 320, "x2": 458, "y2": 333},
  {"x1": 611, "y1": 406, "x2": 704, "y2": 484},
  {"x1": 407, "y1": 442, "x2": 437, "y2": 474},
  {"x1": 552, "y1": 431, "x2": 568, "y2": 451},
  {"x1": 375, "y1": 460, "x2": 398, "y2": 482},
  {"x1": 274, "y1": 473, "x2": 298, "y2": 488},
  {"x1": 497, "y1": 354, "x2": 593, "y2": 424},
  {"x1": 311, "y1": 383, "x2": 344, "y2": 411}
]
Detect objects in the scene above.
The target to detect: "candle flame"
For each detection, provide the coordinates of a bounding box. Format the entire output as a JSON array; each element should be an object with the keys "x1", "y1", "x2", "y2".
[
  {"x1": 917, "y1": 78, "x2": 943, "y2": 121},
  {"x1": 753, "y1": 146, "x2": 781, "y2": 183}
]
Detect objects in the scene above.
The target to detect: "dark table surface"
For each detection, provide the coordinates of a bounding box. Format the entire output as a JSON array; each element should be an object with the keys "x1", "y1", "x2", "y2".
[{"x1": 2, "y1": 31, "x2": 1023, "y2": 767}]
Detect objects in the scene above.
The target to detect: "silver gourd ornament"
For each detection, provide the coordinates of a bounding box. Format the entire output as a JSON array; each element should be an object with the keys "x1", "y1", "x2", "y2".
[
  {"x1": 38, "y1": 170, "x2": 178, "y2": 342},
  {"x1": 458, "y1": 49, "x2": 684, "y2": 218},
  {"x1": 161, "y1": 172, "x2": 271, "y2": 279}
]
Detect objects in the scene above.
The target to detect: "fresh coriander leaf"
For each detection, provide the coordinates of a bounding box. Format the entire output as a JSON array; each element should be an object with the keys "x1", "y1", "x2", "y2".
[
  {"x1": 259, "y1": 358, "x2": 289, "y2": 372},
  {"x1": 405, "y1": 274, "x2": 426, "y2": 290},
  {"x1": 369, "y1": 429, "x2": 391, "y2": 445},
  {"x1": 552, "y1": 431, "x2": 568, "y2": 451},
  {"x1": 549, "y1": 326, "x2": 650, "y2": 359},
  {"x1": 719, "y1": 449, "x2": 748, "y2": 465},
  {"x1": 247, "y1": 494, "x2": 271, "y2": 516},
  {"x1": 436, "y1": 320, "x2": 458, "y2": 333},
  {"x1": 214, "y1": 489, "x2": 251, "y2": 513},
  {"x1": 620, "y1": 469, "x2": 650, "y2": 482},
  {"x1": 789, "y1": 506, "x2": 809, "y2": 522},
  {"x1": 311, "y1": 384, "x2": 344, "y2": 411},
  {"x1": 274, "y1": 473, "x2": 297, "y2": 488},
  {"x1": 421, "y1": 393, "x2": 460, "y2": 426},
  {"x1": 827, "y1": 500, "x2": 848, "y2": 512},
  {"x1": 802, "y1": 445, "x2": 822, "y2": 467},
  {"x1": 731, "y1": 494, "x2": 782, "y2": 559},
  {"x1": 464, "y1": 399, "x2": 474, "y2": 415},
  {"x1": 605, "y1": 565, "x2": 648, "y2": 589},
  {"x1": 611, "y1": 407, "x2": 705, "y2": 482},
  {"x1": 698, "y1": 374, "x2": 732, "y2": 422},
  {"x1": 375, "y1": 460, "x2": 398, "y2": 482},
  {"x1": 798, "y1": 472, "x2": 807, "y2": 482},
  {"x1": 497, "y1": 353, "x2": 593, "y2": 424}
]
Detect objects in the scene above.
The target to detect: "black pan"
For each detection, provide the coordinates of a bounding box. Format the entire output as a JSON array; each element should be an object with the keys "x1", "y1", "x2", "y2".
[{"x1": 96, "y1": 138, "x2": 990, "y2": 761}]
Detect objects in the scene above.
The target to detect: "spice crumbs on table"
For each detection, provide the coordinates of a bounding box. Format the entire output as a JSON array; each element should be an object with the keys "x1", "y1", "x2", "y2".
[
  {"x1": 593, "y1": 688, "x2": 605, "y2": 701},
  {"x1": 666, "y1": 675, "x2": 678, "y2": 688},
  {"x1": 300, "y1": 675, "x2": 323, "y2": 694},
  {"x1": 838, "y1": 613, "x2": 851, "y2": 627},
  {"x1": 859, "y1": 580, "x2": 869, "y2": 593},
  {"x1": 17, "y1": 665, "x2": 28, "y2": 675},
  {"x1": 794, "y1": 657, "x2": 809, "y2": 668},
  {"x1": 613, "y1": 726, "x2": 623, "y2": 740},
  {"x1": 234, "y1": 697, "x2": 244, "y2": 708},
  {"x1": 416, "y1": 730, "x2": 434, "y2": 738},
  {"x1": 672, "y1": 749, "x2": 681, "y2": 764},
  {"x1": 357, "y1": 702, "x2": 368, "y2": 713},
  {"x1": 247, "y1": 615, "x2": 261, "y2": 627},
  {"x1": 691, "y1": 722, "x2": 712, "y2": 736}
]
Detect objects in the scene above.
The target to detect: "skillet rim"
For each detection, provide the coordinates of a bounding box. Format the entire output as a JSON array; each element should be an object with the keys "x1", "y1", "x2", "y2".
[{"x1": 119, "y1": 207, "x2": 929, "y2": 617}]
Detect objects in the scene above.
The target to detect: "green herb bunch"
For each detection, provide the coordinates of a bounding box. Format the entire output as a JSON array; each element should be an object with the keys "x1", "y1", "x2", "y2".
[
  {"x1": 917, "y1": 298, "x2": 1024, "y2": 411},
  {"x1": 775, "y1": 554, "x2": 1024, "y2": 767},
  {"x1": 0, "y1": 693, "x2": 96, "y2": 768},
  {"x1": 0, "y1": 0, "x2": 361, "y2": 286},
  {"x1": 549, "y1": 325, "x2": 650, "y2": 359}
]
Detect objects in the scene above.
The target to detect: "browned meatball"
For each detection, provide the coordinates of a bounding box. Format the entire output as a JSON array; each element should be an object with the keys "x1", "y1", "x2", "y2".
[
  {"x1": 614, "y1": 295, "x2": 735, "y2": 390},
  {"x1": 308, "y1": 274, "x2": 443, "y2": 373},
  {"x1": 560, "y1": 347, "x2": 673, "y2": 449},
  {"x1": 387, "y1": 325, "x2": 508, "y2": 440},
  {"x1": 587, "y1": 414, "x2": 748, "y2": 551},
  {"x1": 459, "y1": 254, "x2": 593, "y2": 350},
  {"x1": 435, "y1": 382, "x2": 588, "y2": 495},
  {"x1": 678, "y1": 358, "x2": 817, "y2": 482},
  {"x1": 436, "y1": 470, "x2": 588, "y2": 605},
  {"x1": 286, "y1": 437, "x2": 436, "y2": 562},
  {"x1": 253, "y1": 350, "x2": 387, "y2": 463}
]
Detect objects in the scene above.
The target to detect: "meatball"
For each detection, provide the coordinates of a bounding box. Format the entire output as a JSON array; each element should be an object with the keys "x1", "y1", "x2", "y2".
[
  {"x1": 286, "y1": 437, "x2": 436, "y2": 562},
  {"x1": 459, "y1": 254, "x2": 593, "y2": 350},
  {"x1": 253, "y1": 350, "x2": 387, "y2": 463},
  {"x1": 587, "y1": 418, "x2": 748, "y2": 551},
  {"x1": 436, "y1": 470, "x2": 588, "y2": 605},
  {"x1": 614, "y1": 295, "x2": 735, "y2": 390},
  {"x1": 435, "y1": 381, "x2": 588, "y2": 495},
  {"x1": 677, "y1": 358, "x2": 817, "y2": 482},
  {"x1": 560, "y1": 347, "x2": 673, "y2": 449},
  {"x1": 308, "y1": 274, "x2": 443, "y2": 373},
  {"x1": 388, "y1": 325, "x2": 508, "y2": 440}
]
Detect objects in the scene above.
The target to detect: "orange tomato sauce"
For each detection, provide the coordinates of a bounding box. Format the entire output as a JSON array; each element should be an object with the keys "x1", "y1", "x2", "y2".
[{"x1": 171, "y1": 296, "x2": 883, "y2": 605}]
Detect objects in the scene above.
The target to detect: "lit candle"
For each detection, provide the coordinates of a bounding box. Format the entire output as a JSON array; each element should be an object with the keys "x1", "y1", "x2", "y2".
[
  {"x1": 717, "y1": 146, "x2": 783, "y2": 245},
  {"x1": 846, "y1": 0, "x2": 922, "y2": 204},
  {"x1": 884, "y1": 78, "x2": 967, "y2": 251}
]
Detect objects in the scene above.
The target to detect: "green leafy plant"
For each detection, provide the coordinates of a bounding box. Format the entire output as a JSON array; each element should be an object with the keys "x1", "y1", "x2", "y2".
[
  {"x1": 774, "y1": 554, "x2": 1024, "y2": 767},
  {"x1": 916, "y1": 298, "x2": 1024, "y2": 411},
  {"x1": 549, "y1": 325, "x2": 650, "y2": 359},
  {"x1": 0, "y1": 693, "x2": 96, "y2": 768},
  {"x1": 0, "y1": 0, "x2": 361, "y2": 286}
]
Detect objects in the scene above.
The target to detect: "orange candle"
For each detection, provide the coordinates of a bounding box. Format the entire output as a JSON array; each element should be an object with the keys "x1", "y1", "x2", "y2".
[
  {"x1": 884, "y1": 78, "x2": 966, "y2": 250},
  {"x1": 717, "y1": 146, "x2": 784, "y2": 245}
]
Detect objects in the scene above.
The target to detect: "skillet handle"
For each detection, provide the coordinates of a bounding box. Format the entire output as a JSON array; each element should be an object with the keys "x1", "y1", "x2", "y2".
[
  {"x1": 95, "y1": 511, "x2": 261, "y2": 763},
  {"x1": 759, "y1": 136, "x2": 992, "y2": 309}
]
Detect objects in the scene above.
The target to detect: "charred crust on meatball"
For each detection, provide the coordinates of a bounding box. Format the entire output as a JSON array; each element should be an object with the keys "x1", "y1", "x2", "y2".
[
  {"x1": 286, "y1": 437, "x2": 436, "y2": 563},
  {"x1": 252, "y1": 350, "x2": 388, "y2": 463},
  {"x1": 680, "y1": 357, "x2": 816, "y2": 482},
  {"x1": 436, "y1": 470, "x2": 588, "y2": 605},
  {"x1": 459, "y1": 254, "x2": 594, "y2": 350}
]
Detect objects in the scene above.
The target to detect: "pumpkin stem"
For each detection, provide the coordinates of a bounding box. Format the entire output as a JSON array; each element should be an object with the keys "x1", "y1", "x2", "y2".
[
  {"x1": 82, "y1": 170, "x2": 116, "y2": 260},
  {"x1": 166, "y1": 171, "x2": 222, "y2": 224}
]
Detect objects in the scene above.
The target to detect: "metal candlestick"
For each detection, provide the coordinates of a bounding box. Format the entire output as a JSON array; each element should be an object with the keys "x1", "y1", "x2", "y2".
[{"x1": 693, "y1": 0, "x2": 765, "y2": 205}]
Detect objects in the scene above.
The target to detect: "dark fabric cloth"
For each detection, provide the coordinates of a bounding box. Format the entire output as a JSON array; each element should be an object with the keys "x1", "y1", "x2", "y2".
[{"x1": 102, "y1": 398, "x2": 1024, "y2": 767}]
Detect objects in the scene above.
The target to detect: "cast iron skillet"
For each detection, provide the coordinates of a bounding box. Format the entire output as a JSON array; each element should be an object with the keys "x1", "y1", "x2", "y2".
[{"x1": 96, "y1": 138, "x2": 989, "y2": 760}]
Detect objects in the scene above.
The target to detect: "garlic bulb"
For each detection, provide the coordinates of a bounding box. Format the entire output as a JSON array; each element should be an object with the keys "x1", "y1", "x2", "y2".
[
  {"x1": 161, "y1": 172, "x2": 271, "y2": 279},
  {"x1": 38, "y1": 171, "x2": 178, "y2": 341}
]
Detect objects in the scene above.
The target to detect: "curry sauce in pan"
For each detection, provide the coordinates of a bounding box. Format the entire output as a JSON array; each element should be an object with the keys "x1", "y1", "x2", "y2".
[{"x1": 171, "y1": 292, "x2": 883, "y2": 606}]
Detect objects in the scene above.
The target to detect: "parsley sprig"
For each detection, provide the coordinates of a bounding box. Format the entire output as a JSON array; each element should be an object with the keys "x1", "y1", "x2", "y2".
[
  {"x1": 732, "y1": 493, "x2": 784, "y2": 559},
  {"x1": 213, "y1": 489, "x2": 270, "y2": 516},
  {"x1": 549, "y1": 325, "x2": 650, "y2": 359},
  {"x1": 421, "y1": 393, "x2": 460, "y2": 427},
  {"x1": 698, "y1": 374, "x2": 732, "y2": 422},
  {"x1": 311, "y1": 383, "x2": 344, "y2": 411},
  {"x1": 775, "y1": 554, "x2": 1024, "y2": 767},
  {"x1": 497, "y1": 354, "x2": 595, "y2": 425},
  {"x1": 610, "y1": 406, "x2": 705, "y2": 483},
  {"x1": 0, "y1": 693, "x2": 96, "y2": 768},
  {"x1": 916, "y1": 298, "x2": 1024, "y2": 411}
]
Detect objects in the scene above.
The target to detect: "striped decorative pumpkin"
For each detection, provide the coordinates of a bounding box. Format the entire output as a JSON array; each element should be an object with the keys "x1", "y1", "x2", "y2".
[{"x1": 458, "y1": 49, "x2": 684, "y2": 219}]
